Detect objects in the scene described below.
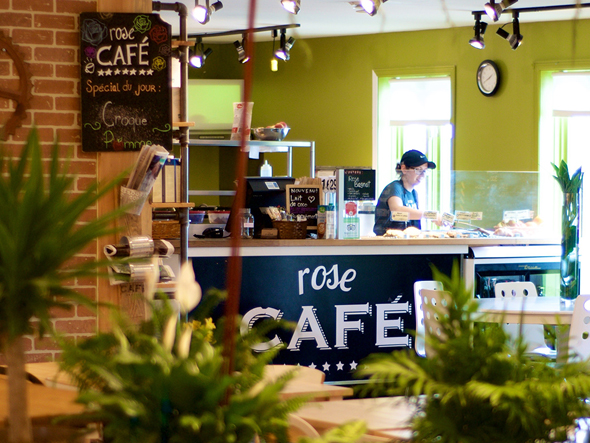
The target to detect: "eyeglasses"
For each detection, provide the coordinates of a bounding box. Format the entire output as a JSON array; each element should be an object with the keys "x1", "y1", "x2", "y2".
[{"x1": 411, "y1": 168, "x2": 429, "y2": 176}]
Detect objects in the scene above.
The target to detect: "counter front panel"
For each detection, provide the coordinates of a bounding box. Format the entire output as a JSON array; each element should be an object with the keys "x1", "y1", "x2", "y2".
[{"x1": 191, "y1": 251, "x2": 458, "y2": 384}]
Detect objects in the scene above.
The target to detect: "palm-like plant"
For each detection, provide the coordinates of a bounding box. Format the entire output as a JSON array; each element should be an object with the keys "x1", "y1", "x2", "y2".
[
  {"x1": 357, "y1": 263, "x2": 590, "y2": 443},
  {"x1": 0, "y1": 128, "x2": 125, "y2": 443}
]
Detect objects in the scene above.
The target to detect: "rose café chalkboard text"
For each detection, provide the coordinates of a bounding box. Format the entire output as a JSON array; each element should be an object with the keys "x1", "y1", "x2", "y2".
[{"x1": 80, "y1": 13, "x2": 172, "y2": 152}]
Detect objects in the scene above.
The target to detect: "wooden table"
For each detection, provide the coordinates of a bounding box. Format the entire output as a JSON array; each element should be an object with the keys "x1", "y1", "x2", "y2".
[
  {"x1": 23, "y1": 361, "x2": 354, "y2": 402},
  {"x1": 294, "y1": 397, "x2": 416, "y2": 440},
  {"x1": 279, "y1": 381, "x2": 353, "y2": 401},
  {"x1": 476, "y1": 296, "x2": 575, "y2": 361},
  {"x1": 24, "y1": 362, "x2": 77, "y2": 390},
  {"x1": 476, "y1": 297, "x2": 574, "y2": 325},
  {"x1": 0, "y1": 374, "x2": 84, "y2": 423}
]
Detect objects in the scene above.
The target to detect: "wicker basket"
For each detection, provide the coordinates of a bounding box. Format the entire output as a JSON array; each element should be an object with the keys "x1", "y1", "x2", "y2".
[
  {"x1": 273, "y1": 220, "x2": 308, "y2": 239},
  {"x1": 152, "y1": 220, "x2": 180, "y2": 239}
]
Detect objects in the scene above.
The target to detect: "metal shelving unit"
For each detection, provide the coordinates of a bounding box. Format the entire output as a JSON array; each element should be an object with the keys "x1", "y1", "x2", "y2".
[{"x1": 186, "y1": 138, "x2": 316, "y2": 198}]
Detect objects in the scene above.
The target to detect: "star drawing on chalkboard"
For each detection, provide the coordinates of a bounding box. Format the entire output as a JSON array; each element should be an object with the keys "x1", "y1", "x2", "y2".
[
  {"x1": 104, "y1": 68, "x2": 112, "y2": 76},
  {"x1": 129, "y1": 68, "x2": 137, "y2": 75},
  {"x1": 146, "y1": 69, "x2": 154, "y2": 75},
  {"x1": 97, "y1": 70, "x2": 104, "y2": 76},
  {"x1": 114, "y1": 68, "x2": 121, "y2": 75},
  {"x1": 122, "y1": 68, "x2": 129, "y2": 75},
  {"x1": 322, "y1": 362, "x2": 331, "y2": 372},
  {"x1": 139, "y1": 69, "x2": 146, "y2": 75}
]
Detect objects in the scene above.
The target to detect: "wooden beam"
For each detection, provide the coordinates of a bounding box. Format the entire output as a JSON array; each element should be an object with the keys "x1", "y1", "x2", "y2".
[{"x1": 95, "y1": 0, "x2": 154, "y2": 332}]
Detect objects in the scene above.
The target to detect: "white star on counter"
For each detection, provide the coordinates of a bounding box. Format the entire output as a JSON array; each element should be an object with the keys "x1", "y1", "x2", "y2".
[
  {"x1": 336, "y1": 361, "x2": 344, "y2": 371},
  {"x1": 350, "y1": 360, "x2": 358, "y2": 370},
  {"x1": 104, "y1": 68, "x2": 112, "y2": 76},
  {"x1": 129, "y1": 68, "x2": 137, "y2": 75},
  {"x1": 122, "y1": 68, "x2": 129, "y2": 75},
  {"x1": 97, "y1": 70, "x2": 104, "y2": 76},
  {"x1": 309, "y1": 362, "x2": 317, "y2": 370},
  {"x1": 139, "y1": 69, "x2": 146, "y2": 75},
  {"x1": 322, "y1": 362, "x2": 330, "y2": 372},
  {"x1": 146, "y1": 69, "x2": 154, "y2": 75},
  {"x1": 114, "y1": 69, "x2": 121, "y2": 75}
]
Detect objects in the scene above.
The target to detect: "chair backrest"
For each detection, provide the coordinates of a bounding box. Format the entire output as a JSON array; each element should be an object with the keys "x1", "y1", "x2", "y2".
[
  {"x1": 413, "y1": 281, "x2": 443, "y2": 357},
  {"x1": 494, "y1": 281, "x2": 548, "y2": 352},
  {"x1": 420, "y1": 288, "x2": 452, "y2": 357},
  {"x1": 569, "y1": 295, "x2": 590, "y2": 361},
  {"x1": 494, "y1": 281, "x2": 538, "y2": 298}
]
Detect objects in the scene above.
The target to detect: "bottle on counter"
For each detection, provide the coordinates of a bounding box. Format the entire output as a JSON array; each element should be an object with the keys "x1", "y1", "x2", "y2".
[
  {"x1": 240, "y1": 208, "x2": 255, "y2": 239},
  {"x1": 326, "y1": 204, "x2": 336, "y2": 239},
  {"x1": 260, "y1": 160, "x2": 272, "y2": 177}
]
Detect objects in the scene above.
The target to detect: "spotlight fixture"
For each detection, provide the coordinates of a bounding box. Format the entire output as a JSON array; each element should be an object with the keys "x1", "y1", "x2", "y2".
[
  {"x1": 469, "y1": 13, "x2": 488, "y2": 49},
  {"x1": 359, "y1": 0, "x2": 387, "y2": 16},
  {"x1": 271, "y1": 29, "x2": 279, "y2": 71},
  {"x1": 496, "y1": 12, "x2": 523, "y2": 50},
  {"x1": 189, "y1": 38, "x2": 212, "y2": 68},
  {"x1": 281, "y1": 0, "x2": 300, "y2": 14},
  {"x1": 274, "y1": 29, "x2": 295, "y2": 61},
  {"x1": 193, "y1": 0, "x2": 223, "y2": 24},
  {"x1": 233, "y1": 35, "x2": 250, "y2": 64},
  {"x1": 484, "y1": 0, "x2": 517, "y2": 21}
]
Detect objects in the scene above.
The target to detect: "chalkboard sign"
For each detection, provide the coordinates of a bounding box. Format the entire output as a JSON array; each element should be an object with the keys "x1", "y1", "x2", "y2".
[
  {"x1": 342, "y1": 169, "x2": 376, "y2": 201},
  {"x1": 286, "y1": 185, "x2": 322, "y2": 227},
  {"x1": 80, "y1": 13, "x2": 172, "y2": 152}
]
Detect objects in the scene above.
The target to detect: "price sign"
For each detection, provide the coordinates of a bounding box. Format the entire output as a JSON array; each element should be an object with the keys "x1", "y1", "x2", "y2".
[
  {"x1": 286, "y1": 185, "x2": 322, "y2": 226},
  {"x1": 455, "y1": 211, "x2": 472, "y2": 222},
  {"x1": 80, "y1": 13, "x2": 172, "y2": 152},
  {"x1": 391, "y1": 211, "x2": 410, "y2": 222},
  {"x1": 343, "y1": 169, "x2": 376, "y2": 201},
  {"x1": 441, "y1": 212, "x2": 456, "y2": 225},
  {"x1": 423, "y1": 211, "x2": 439, "y2": 220}
]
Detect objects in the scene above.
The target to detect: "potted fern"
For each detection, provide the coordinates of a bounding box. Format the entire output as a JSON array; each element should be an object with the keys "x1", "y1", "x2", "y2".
[
  {"x1": 357, "y1": 263, "x2": 590, "y2": 443},
  {"x1": 0, "y1": 128, "x2": 125, "y2": 443},
  {"x1": 58, "y1": 262, "x2": 307, "y2": 443}
]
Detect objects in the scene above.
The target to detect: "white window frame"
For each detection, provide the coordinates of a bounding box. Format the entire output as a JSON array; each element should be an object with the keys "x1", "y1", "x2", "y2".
[{"x1": 372, "y1": 68, "x2": 455, "y2": 227}]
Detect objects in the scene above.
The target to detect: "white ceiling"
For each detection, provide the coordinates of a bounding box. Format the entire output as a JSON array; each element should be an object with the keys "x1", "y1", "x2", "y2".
[{"x1": 156, "y1": 0, "x2": 590, "y2": 43}]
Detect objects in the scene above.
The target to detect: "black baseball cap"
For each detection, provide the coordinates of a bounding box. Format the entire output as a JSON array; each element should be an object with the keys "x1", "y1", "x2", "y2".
[{"x1": 400, "y1": 150, "x2": 436, "y2": 169}]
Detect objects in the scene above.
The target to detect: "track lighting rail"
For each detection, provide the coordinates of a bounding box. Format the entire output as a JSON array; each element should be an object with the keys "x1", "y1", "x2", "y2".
[
  {"x1": 472, "y1": 2, "x2": 590, "y2": 17},
  {"x1": 187, "y1": 23, "x2": 299, "y2": 40}
]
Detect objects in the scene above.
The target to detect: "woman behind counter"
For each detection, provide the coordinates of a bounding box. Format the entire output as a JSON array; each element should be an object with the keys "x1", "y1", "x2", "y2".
[{"x1": 373, "y1": 150, "x2": 438, "y2": 236}]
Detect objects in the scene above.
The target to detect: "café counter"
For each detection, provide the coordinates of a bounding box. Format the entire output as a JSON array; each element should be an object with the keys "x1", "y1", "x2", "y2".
[{"x1": 174, "y1": 236, "x2": 560, "y2": 384}]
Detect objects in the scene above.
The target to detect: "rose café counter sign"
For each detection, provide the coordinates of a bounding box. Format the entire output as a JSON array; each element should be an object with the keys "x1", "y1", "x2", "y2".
[
  {"x1": 192, "y1": 253, "x2": 456, "y2": 383},
  {"x1": 80, "y1": 13, "x2": 172, "y2": 152}
]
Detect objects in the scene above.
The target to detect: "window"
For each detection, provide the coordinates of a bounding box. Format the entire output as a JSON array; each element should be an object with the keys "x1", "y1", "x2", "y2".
[
  {"x1": 373, "y1": 70, "x2": 454, "y2": 228},
  {"x1": 538, "y1": 68, "x2": 590, "y2": 292}
]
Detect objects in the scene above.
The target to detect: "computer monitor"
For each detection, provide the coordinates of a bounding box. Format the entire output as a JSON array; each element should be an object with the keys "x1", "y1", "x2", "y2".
[{"x1": 226, "y1": 177, "x2": 295, "y2": 237}]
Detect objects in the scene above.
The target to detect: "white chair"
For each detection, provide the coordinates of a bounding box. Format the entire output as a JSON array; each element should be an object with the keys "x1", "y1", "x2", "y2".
[
  {"x1": 568, "y1": 295, "x2": 590, "y2": 361},
  {"x1": 413, "y1": 281, "x2": 443, "y2": 357},
  {"x1": 494, "y1": 281, "x2": 556, "y2": 358},
  {"x1": 420, "y1": 288, "x2": 452, "y2": 357}
]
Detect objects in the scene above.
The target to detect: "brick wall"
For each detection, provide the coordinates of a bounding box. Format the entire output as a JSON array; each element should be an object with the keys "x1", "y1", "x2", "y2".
[{"x1": 0, "y1": 0, "x2": 99, "y2": 363}]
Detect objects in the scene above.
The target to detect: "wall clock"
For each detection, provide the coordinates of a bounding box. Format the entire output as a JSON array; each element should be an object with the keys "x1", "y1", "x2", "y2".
[{"x1": 476, "y1": 60, "x2": 500, "y2": 96}]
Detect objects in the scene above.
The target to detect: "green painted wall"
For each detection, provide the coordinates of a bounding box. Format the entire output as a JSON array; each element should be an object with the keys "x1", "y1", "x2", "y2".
[{"x1": 187, "y1": 18, "x2": 590, "y2": 205}]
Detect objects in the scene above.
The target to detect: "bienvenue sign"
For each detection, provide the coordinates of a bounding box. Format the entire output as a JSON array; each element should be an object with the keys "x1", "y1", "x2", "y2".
[{"x1": 80, "y1": 13, "x2": 172, "y2": 152}]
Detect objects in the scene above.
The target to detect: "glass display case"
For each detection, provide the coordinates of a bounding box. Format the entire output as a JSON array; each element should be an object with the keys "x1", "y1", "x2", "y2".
[{"x1": 450, "y1": 170, "x2": 562, "y2": 240}]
